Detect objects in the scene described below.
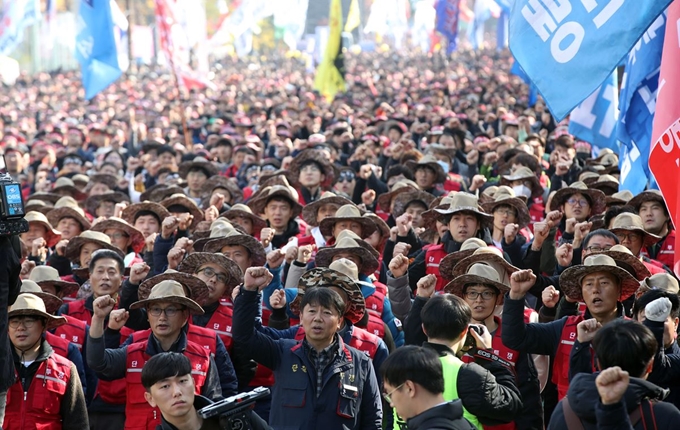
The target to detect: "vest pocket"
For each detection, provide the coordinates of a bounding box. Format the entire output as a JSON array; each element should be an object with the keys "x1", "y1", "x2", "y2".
[
  {"x1": 336, "y1": 389, "x2": 358, "y2": 419},
  {"x1": 281, "y1": 387, "x2": 307, "y2": 408},
  {"x1": 34, "y1": 375, "x2": 67, "y2": 415}
]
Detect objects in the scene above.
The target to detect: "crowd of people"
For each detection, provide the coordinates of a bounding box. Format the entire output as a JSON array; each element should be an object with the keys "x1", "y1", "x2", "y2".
[{"x1": 1, "y1": 47, "x2": 679, "y2": 430}]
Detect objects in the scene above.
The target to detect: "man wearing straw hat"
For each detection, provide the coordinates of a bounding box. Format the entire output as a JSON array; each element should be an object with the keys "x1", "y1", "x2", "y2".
[
  {"x1": 629, "y1": 190, "x2": 676, "y2": 269},
  {"x1": 86, "y1": 278, "x2": 222, "y2": 430},
  {"x1": 4, "y1": 293, "x2": 88, "y2": 429},
  {"x1": 21, "y1": 211, "x2": 61, "y2": 266},
  {"x1": 609, "y1": 213, "x2": 670, "y2": 275},
  {"x1": 502, "y1": 255, "x2": 640, "y2": 400}
]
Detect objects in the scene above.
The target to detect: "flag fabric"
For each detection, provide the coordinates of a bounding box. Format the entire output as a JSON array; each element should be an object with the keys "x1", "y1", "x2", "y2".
[
  {"x1": 435, "y1": 0, "x2": 460, "y2": 54},
  {"x1": 617, "y1": 12, "x2": 666, "y2": 194},
  {"x1": 0, "y1": 0, "x2": 41, "y2": 56},
  {"x1": 345, "y1": 0, "x2": 361, "y2": 32},
  {"x1": 510, "y1": 0, "x2": 670, "y2": 121},
  {"x1": 75, "y1": 0, "x2": 126, "y2": 100},
  {"x1": 568, "y1": 73, "x2": 619, "y2": 152},
  {"x1": 649, "y1": 1, "x2": 680, "y2": 276},
  {"x1": 469, "y1": 0, "x2": 500, "y2": 51},
  {"x1": 493, "y1": 0, "x2": 512, "y2": 49},
  {"x1": 314, "y1": 0, "x2": 345, "y2": 101},
  {"x1": 510, "y1": 58, "x2": 537, "y2": 107},
  {"x1": 274, "y1": 0, "x2": 310, "y2": 51}
]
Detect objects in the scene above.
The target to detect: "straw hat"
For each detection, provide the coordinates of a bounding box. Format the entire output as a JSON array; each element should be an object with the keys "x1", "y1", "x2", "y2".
[
  {"x1": 25, "y1": 211, "x2": 61, "y2": 247},
  {"x1": 8, "y1": 293, "x2": 66, "y2": 330},
  {"x1": 480, "y1": 186, "x2": 499, "y2": 204},
  {"x1": 377, "y1": 180, "x2": 420, "y2": 213},
  {"x1": 560, "y1": 254, "x2": 640, "y2": 302},
  {"x1": 91, "y1": 217, "x2": 146, "y2": 254},
  {"x1": 406, "y1": 154, "x2": 447, "y2": 183},
  {"x1": 178, "y1": 253, "x2": 243, "y2": 291},
  {"x1": 29, "y1": 266, "x2": 80, "y2": 298},
  {"x1": 130, "y1": 279, "x2": 205, "y2": 314},
  {"x1": 140, "y1": 184, "x2": 185, "y2": 203},
  {"x1": 292, "y1": 259, "x2": 366, "y2": 324},
  {"x1": 438, "y1": 238, "x2": 488, "y2": 280},
  {"x1": 301, "y1": 192, "x2": 355, "y2": 227},
  {"x1": 247, "y1": 184, "x2": 303, "y2": 219},
  {"x1": 364, "y1": 212, "x2": 390, "y2": 240},
  {"x1": 64, "y1": 230, "x2": 125, "y2": 263},
  {"x1": 288, "y1": 149, "x2": 337, "y2": 188},
  {"x1": 85, "y1": 192, "x2": 130, "y2": 216},
  {"x1": 609, "y1": 213, "x2": 661, "y2": 247},
  {"x1": 549, "y1": 181, "x2": 607, "y2": 215},
  {"x1": 606, "y1": 190, "x2": 634, "y2": 206},
  {"x1": 500, "y1": 166, "x2": 543, "y2": 199},
  {"x1": 601, "y1": 244, "x2": 651, "y2": 281},
  {"x1": 588, "y1": 174, "x2": 619, "y2": 196},
  {"x1": 29, "y1": 192, "x2": 61, "y2": 205},
  {"x1": 449, "y1": 246, "x2": 518, "y2": 285},
  {"x1": 628, "y1": 190, "x2": 667, "y2": 213},
  {"x1": 52, "y1": 177, "x2": 87, "y2": 201},
  {"x1": 318, "y1": 204, "x2": 377, "y2": 239},
  {"x1": 636, "y1": 273, "x2": 680, "y2": 299},
  {"x1": 202, "y1": 225, "x2": 266, "y2": 266},
  {"x1": 121, "y1": 201, "x2": 170, "y2": 226},
  {"x1": 201, "y1": 176, "x2": 243, "y2": 204},
  {"x1": 444, "y1": 263, "x2": 510, "y2": 298},
  {"x1": 391, "y1": 189, "x2": 436, "y2": 219},
  {"x1": 89, "y1": 173, "x2": 119, "y2": 191},
  {"x1": 160, "y1": 194, "x2": 204, "y2": 229},
  {"x1": 315, "y1": 230, "x2": 380, "y2": 275},
  {"x1": 47, "y1": 196, "x2": 92, "y2": 230},
  {"x1": 25, "y1": 200, "x2": 55, "y2": 215},
  {"x1": 434, "y1": 192, "x2": 494, "y2": 224},
  {"x1": 580, "y1": 171, "x2": 600, "y2": 185},
  {"x1": 71, "y1": 174, "x2": 90, "y2": 189},
  {"x1": 222, "y1": 204, "x2": 267, "y2": 231},
  {"x1": 178, "y1": 157, "x2": 219, "y2": 179},
  {"x1": 20, "y1": 280, "x2": 63, "y2": 315},
  {"x1": 481, "y1": 186, "x2": 531, "y2": 228}
]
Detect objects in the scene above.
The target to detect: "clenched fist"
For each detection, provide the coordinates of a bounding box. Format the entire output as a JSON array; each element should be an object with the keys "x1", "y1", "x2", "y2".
[
  {"x1": 509, "y1": 269, "x2": 536, "y2": 300},
  {"x1": 93, "y1": 295, "x2": 117, "y2": 319},
  {"x1": 542, "y1": 286, "x2": 560, "y2": 309},
  {"x1": 260, "y1": 228, "x2": 274, "y2": 248},
  {"x1": 269, "y1": 289, "x2": 287, "y2": 310},
  {"x1": 596, "y1": 366, "x2": 629, "y2": 405},
  {"x1": 243, "y1": 267, "x2": 274, "y2": 292},
  {"x1": 416, "y1": 274, "x2": 437, "y2": 298},
  {"x1": 576, "y1": 318, "x2": 602, "y2": 343},
  {"x1": 504, "y1": 223, "x2": 519, "y2": 244},
  {"x1": 108, "y1": 308, "x2": 130, "y2": 331},
  {"x1": 389, "y1": 254, "x2": 410, "y2": 278}
]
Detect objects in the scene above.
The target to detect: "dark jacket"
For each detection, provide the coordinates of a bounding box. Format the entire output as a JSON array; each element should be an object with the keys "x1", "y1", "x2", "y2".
[
  {"x1": 0, "y1": 235, "x2": 22, "y2": 393},
  {"x1": 232, "y1": 288, "x2": 383, "y2": 430},
  {"x1": 548, "y1": 373, "x2": 680, "y2": 429},
  {"x1": 156, "y1": 395, "x2": 271, "y2": 430},
  {"x1": 406, "y1": 401, "x2": 476, "y2": 430}
]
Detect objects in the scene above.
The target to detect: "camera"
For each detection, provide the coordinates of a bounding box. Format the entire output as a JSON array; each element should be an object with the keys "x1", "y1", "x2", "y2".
[
  {"x1": 198, "y1": 386, "x2": 270, "y2": 430},
  {"x1": 463, "y1": 324, "x2": 485, "y2": 351},
  {"x1": 0, "y1": 155, "x2": 27, "y2": 236}
]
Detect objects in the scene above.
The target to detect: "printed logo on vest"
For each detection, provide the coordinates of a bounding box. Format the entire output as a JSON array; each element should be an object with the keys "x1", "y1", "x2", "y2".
[
  {"x1": 569, "y1": 332, "x2": 576, "y2": 339},
  {"x1": 213, "y1": 323, "x2": 220, "y2": 330},
  {"x1": 132, "y1": 360, "x2": 138, "y2": 367}
]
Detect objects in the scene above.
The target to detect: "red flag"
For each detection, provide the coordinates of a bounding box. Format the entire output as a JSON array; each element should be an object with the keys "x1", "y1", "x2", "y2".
[{"x1": 649, "y1": 1, "x2": 680, "y2": 277}]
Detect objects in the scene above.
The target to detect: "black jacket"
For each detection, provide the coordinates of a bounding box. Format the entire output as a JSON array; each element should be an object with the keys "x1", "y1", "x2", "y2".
[
  {"x1": 0, "y1": 235, "x2": 21, "y2": 393},
  {"x1": 406, "y1": 401, "x2": 476, "y2": 430},
  {"x1": 548, "y1": 373, "x2": 680, "y2": 429}
]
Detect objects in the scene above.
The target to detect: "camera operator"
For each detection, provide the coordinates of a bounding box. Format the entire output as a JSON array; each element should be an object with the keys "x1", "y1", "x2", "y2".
[{"x1": 141, "y1": 352, "x2": 270, "y2": 430}]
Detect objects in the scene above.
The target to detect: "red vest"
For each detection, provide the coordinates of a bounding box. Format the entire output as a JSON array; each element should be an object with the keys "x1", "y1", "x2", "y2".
[
  {"x1": 365, "y1": 285, "x2": 385, "y2": 319},
  {"x1": 365, "y1": 314, "x2": 386, "y2": 338},
  {"x1": 294, "y1": 326, "x2": 380, "y2": 358},
  {"x1": 196, "y1": 299, "x2": 234, "y2": 351},
  {"x1": 642, "y1": 229, "x2": 676, "y2": 268},
  {"x1": 45, "y1": 332, "x2": 70, "y2": 359},
  {"x1": 53, "y1": 315, "x2": 88, "y2": 351},
  {"x1": 95, "y1": 327, "x2": 135, "y2": 405},
  {"x1": 425, "y1": 244, "x2": 448, "y2": 291},
  {"x1": 5, "y1": 353, "x2": 72, "y2": 430},
  {"x1": 124, "y1": 340, "x2": 210, "y2": 430},
  {"x1": 65, "y1": 299, "x2": 92, "y2": 325},
  {"x1": 131, "y1": 325, "x2": 217, "y2": 358},
  {"x1": 552, "y1": 315, "x2": 584, "y2": 400}
]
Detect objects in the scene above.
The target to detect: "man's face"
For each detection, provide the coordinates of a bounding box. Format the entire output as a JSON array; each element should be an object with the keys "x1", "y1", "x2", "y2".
[
  {"x1": 493, "y1": 205, "x2": 517, "y2": 233},
  {"x1": 405, "y1": 205, "x2": 426, "y2": 229},
  {"x1": 298, "y1": 163, "x2": 325, "y2": 188},
  {"x1": 332, "y1": 221, "x2": 362, "y2": 239},
  {"x1": 145, "y1": 374, "x2": 196, "y2": 421},
  {"x1": 383, "y1": 381, "x2": 413, "y2": 420},
  {"x1": 187, "y1": 170, "x2": 207, "y2": 192},
  {"x1": 615, "y1": 230, "x2": 644, "y2": 256},
  {"x1": 581, "y1": 272, "x2": 620, "y2": 318},
  {"x1": 332, "y1": 253, "x2": 362, "y2": 270},
  {"x1": 387, "y1": 174, "x2": 406, "y2": 188},
  {"x1": 639, "y1": 201, "x2": 669, "y2": 235},
  {"x1": 5, "y1": 151, "x2": 24, "y2": 173},
  {"x1": 463, "y1": 284, "x2": 501, "y2": 323},
  {"x1": 89, "y1": 182, "x2": 111, "y2": 196},
  {"x1": 317, "y1": 203, "x2": 339, "y2": 223},
  {"x1": 135, "y1": 215, "x2": 160, "y2": 238},
  {"x1": 582, "y1": 235, "x2": 617, "y2": 258},
  {"x1": 448, "y1": 213, "x2": 480, "y2": 243},
  {"x1": 104, "y1": 228, "x2": 131, "y2": 253},
  {"x1": 300, "y1": 302, "x2": 342, "y2": 344},
  {"x1": 231, "y1": 215, "x2": 253, "y2": 235},
  {"x1": 159, "y1": 152, "x2": 176, "y2": 168},
  {"x1": 264, "y1": 199, "x2": 293, "y2": 230},
  {"x1": 79, "y1": 243, "x2": 101, "y2": 267},
  {"x1": 553, "y1": 145, "x2": 575, "y2": 162},
  {"x1": 220, "y1": 245, "x2": 251, "y2": 274},
  {"x1": 415, "y1": 167, "x2": 436, "y2": 189},
  {"x1": 96, "y1": 201, "x2": 116, "y2": 218},
  {"x1": 195, "y1": 263, "x2": 229, "y2": 304},
  {"x1": 90, "y1": 257, "x2": 123, "y2": 297},
  {"x1": 147, "y1": 302, "x2": 189, "y2": 340},
  {"x1": 436, "y1": 220, "x2": 449, "y2": 239},
  {"x1": 21, "y1": 223, "x2": 47, "y2": 247},
  {"x1": 562, "y1": 192, "x2": 591, "y2": 222},
  {"x1": 9, "y1": 316, "x2": 45, "y2": 350}
]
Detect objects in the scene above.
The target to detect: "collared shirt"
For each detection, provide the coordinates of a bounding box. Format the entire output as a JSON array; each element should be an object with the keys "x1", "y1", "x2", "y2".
[{"x1": 303, "y1": 336, "x2": 339, "y2": 398}]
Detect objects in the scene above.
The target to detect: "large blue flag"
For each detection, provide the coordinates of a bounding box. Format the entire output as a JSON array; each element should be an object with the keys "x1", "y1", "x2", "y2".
[
  {"x1": 435, "y1": 0, "x2": 460, "y2": 54},
  {"x1": 0, "y1": 0, "x2": 41, "y2": 56},
  {"x1": 510, "y1": 58, "x2": 537, "y2": 107},
  {"x1": 510, "y1": 0, "x2": 670, "y2": 121},
  {"x1": 75, "y1": 0, "x2": 127, "y2": 100},
  {"x1": 568, "y1": 73, "x2": 618, "y2": 151},
  {"x1": 617, "y1": 12, "x2": 666, "y2": 194}
]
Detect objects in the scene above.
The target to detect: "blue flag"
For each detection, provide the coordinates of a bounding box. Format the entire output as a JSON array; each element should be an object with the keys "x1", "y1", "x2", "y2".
[
  {"x1": 510, "y1": 0, "x2": 670, "y2": 121},
  {"x1": 617, "y1": 13, "x2": 666, "y2": 194},
  {"x1": 510, "y1": 58, "x2": 537, "y2": 107},
  {"x1": 436, "y1": 0, "x2": 460, "y2": 54},
  {"x1": 568, "y1": 73, "x2": 618, "y2": 151},
  {"x1": 75, "y1": 0, "x2": 126, "y2": 100}
]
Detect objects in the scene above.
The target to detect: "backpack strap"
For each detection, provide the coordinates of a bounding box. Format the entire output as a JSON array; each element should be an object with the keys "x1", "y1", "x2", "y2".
[{"x1": 562, "y1": 397, "x2": 585, "y2": 430}]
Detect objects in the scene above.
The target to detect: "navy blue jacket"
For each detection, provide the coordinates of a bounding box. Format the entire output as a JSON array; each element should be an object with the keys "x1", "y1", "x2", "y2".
[{"x1": 233, "y1": 289, "x2": 382, "y2": 430}]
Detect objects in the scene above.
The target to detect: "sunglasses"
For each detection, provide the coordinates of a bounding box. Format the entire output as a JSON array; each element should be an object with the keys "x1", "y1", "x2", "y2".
[{"x1": 338, "y1": 171, "x2": 355, "y2": 183}]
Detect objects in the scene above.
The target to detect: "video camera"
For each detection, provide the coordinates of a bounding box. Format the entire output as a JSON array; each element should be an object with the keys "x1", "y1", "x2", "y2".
[
  {"x1": 0, "y1": 155, "x2": 27, "y2": 236},
  {"x1": 198, "y1": 386, "x2": 270, "y2": 430}
]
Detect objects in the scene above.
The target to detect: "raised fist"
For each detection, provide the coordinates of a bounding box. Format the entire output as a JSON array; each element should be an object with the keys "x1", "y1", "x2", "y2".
[
  {"x1": 108, "y1": 308, "x2": 129, "y2": 331},
  {"x1": 509, "y1": 269, "x2": 537, "y2": 300},
  {"x1": 296, "y1": 245, "x2": 314, "y2": 264},
  {"x1": 93, "y1": 295, "x2": 117, "y2": 319},
  {"x1": 243, "y1": 267, "x2": 274, "y2": 292},
  {"x1": 416, "y1": 274, "x2": 437, "y2": 298},
  {"x1": 260, "y1": 228, "x2": 274, "y2": 248},
  {"x1": 393, "y1": 242, "x2": 412, "y2": 258},
  {"x1": 167, "y1": 248, "x2": 186, "y2": 270},
  {"x1": 269, "y1": 289, "x2": 287, "y2": 310},
  {"x1": 577, "y1": 318, "x2": 602, "y2": 343},
  {"x1": 596, "y1": 366, "x2": 630, "y2": 406},
  {"x1": 541, "y1": 285, "x2": 560, "y2": 309},
  {"x1": 504, "y1": 223, "x2": 519, "y2": 244},
  {"x1": 556, "y1": 243, "x2": 574, "y2": 267},
  {"x1": 162, "y1": 216, "x2": 180, "y2": 239},
  {"x1": 266, "y1": 249, "x2": 286, "y2": 269},
  {"x1": 389, "y1": 254, "x2": 410, "y2": 278}
]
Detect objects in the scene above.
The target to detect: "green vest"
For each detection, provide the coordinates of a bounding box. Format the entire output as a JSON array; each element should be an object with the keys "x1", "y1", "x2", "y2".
[{"x1": 393, "y1": 353, "x2": 482, "y2": 430}]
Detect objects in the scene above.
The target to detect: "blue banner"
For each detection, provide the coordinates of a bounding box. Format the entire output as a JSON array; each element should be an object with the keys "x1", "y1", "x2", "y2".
[
  {"x1": 75, "y1": 0, "x2": 123, "y2": 100},
  {"x1": 0, "y1": 0, "x2": 41, "y2": 56},
  {"x1": 568, "y1": 73, "x2": 618, "y2": 151},
  {"x1": 510, "y1": 0, "x2": 670, "y2": 121},
  {"x1": 510, "y1": 58, "x2": 537, "y2": 107},
  {"x1": 435, "y1": 0, "x2": 460, "y2": 54},
  {"x1": 617, "y1": 12, "x2": 666, "y2": 193}
]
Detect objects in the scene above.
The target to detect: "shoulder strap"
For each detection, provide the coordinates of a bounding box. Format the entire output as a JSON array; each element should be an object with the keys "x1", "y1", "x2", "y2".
[{"x1": 562, "y1": 397, "x2": 585, "y2": 430}]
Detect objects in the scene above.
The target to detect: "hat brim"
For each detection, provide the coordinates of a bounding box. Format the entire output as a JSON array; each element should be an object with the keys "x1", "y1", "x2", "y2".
[
  {"x1": 122, "y1": 202, "x2": 171, "y2": 225},
  {"x1": 28, "y1": 219, "x2": 61, "y2": 248},
  {"x1": 178, "y1": 253, "x2": 243, "y2": 291},
  {"x1": 549, "y1": 186, "x2": 607, "y2": 214},
  {"x1": 407, "y1": 160, "x2": 447, "y2": 184},
  {"x1": 47, "y1": 207, "x2": 92, "y2": 231},
  {"x1": 247, "y1": 190, "x2": 303, "y2": 220},
  {"x1": 481, "y1": 197, "x2": 531, "y2": 229},
  {"x1": 500, "y1": 173, "x2": 543, "y2": 199},
  {"x1": 315, "y1": 242, "x2": 379, "y2": 276},
  {"x1": 318, "y1": 215, "x2": 377, "y2": 239},
  {"x1": 202, "y1": 178, "x2": 244, "y2": 204},
  {"x1": 609, "y1": 227, "x2": 661, "y2": 247},
  {"x1": 90, "y1": 174, "x2": 119, "y2": 190},
  {"x1": 8, "y1": 308, "x2": 66, "y2": 330},
  {"x1": 292, "y1": 268, "x2": 365, "y2": 324},
  {"x1": 301, "y1": 196, "x2": 355, "y2": 227},
  {"x1": 449, "y1": 254, "x2": 519, "y2": 282},
  {"x1": 53, "y1": 186, "x2": 88, "y2": 201},
  {"x1": 377, "y1": 187, "x2": 414, "y2": 213},
  {"x1": 202, "y1": 235, "x2": 267, "y2": 267},
  {"x1": 434, "y1": 207, "x2": 494, "y2": 225},
  {"x1": 138, "y1": 271, "x2": 209, "y2": 304},
  {"x1": 560, "y1": 264, "x2": 640, "y2": 302},
  {"x1": 222, "y1": 210, "x2": 267, "y2": 231},
  {"x1": 443, "y1": 273, "x2": 509, "y2": 299},
  {"x1": 628, "y1": 191, "x2": 666, "y2": 212},
  {"x1": 588, "y1": 181, "x2": 619, "y2": 196},
  {"x1": 392, "y1": 190, "x2": 436, "y2": 219},
  {"x1": 64, "y1": 237, "x2": 125, "y2": 263},
  {"x1": 288, "y1": 150, "x2": 337, "y2": 188},
  {"x1": 29, "y1": 193, "x2": 61, "y2": 205},
  {"x1": 179, "y1": 161, "x2": 219, "y2": 179},
  {"x1": 140, "y1": 185, "x2": 185, "y2": 203},
  {"x1": 92, "y1": 219, "x2": 146, "y2": 254},
  {"x1": 601, "y1": 250, "x2": 651, "y2": 281},
  {"x1": 160, "y1": 196, "x2": 204, "y2": 229},
  {"x1": 20, "y1": 291, "x2": 63, "y2": 315},
  {"x1": 130, "y1": 296, "x2": 204, "y2": 314},
  {"x1": 86, "y1": 193, "x2": 130, "y2": 216},
  {"x1": 36, "y1": 279, "x2": 80, "y2": 299}
]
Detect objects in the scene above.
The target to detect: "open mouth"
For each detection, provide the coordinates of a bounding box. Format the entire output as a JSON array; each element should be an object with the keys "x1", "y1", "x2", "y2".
[{"x1": 591, "y1": 298, "x2": 603, "y2": 305}]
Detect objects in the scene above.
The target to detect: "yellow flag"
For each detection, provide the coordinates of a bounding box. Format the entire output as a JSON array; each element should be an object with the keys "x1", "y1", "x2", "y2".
[
  {"x1": 314, "y1": 0, "x2": 345, "y2": 101},
  {"x1": 344, "y1": 0, "x2": 361, "y2": 32}
]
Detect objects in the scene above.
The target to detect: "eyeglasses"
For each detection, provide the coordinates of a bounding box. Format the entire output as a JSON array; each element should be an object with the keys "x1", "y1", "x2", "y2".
[
  {"x1": 147, "y1": 306, "x2": 185, "y2": 317},
  {"x1": 464, "y1": 291, "x2": 497, "y2": 301},
  {"x1": 382, "y1": 383, "x2": 405, "y2": 403},
  {"x1": 300, "y1": 164, "x2": 321, "y2": 173},
  {"x1": 197, "y1": 267, "x2": 229, "y2": 284},
  {"x1": 566, "y1": 198, "x2": 589, "y2": 207},
  {"x1": 585, "y1": 245, "x2": 612, "y2": 253},
  {"x1": 108, "y1": 233, "x2": 129, "y2": 240},
  {"x1": 338, "y1": 171, "x2": 355, "y2": 183},
  {"x1": 494, "y1": 208, "x2": 517, "y2": 217},
  {"x1": 616, "y1": 233, "x2": 641, "y2": 242},
  {"x1": 9, "y1": 317, "x2": 40, "y2": 329}
]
